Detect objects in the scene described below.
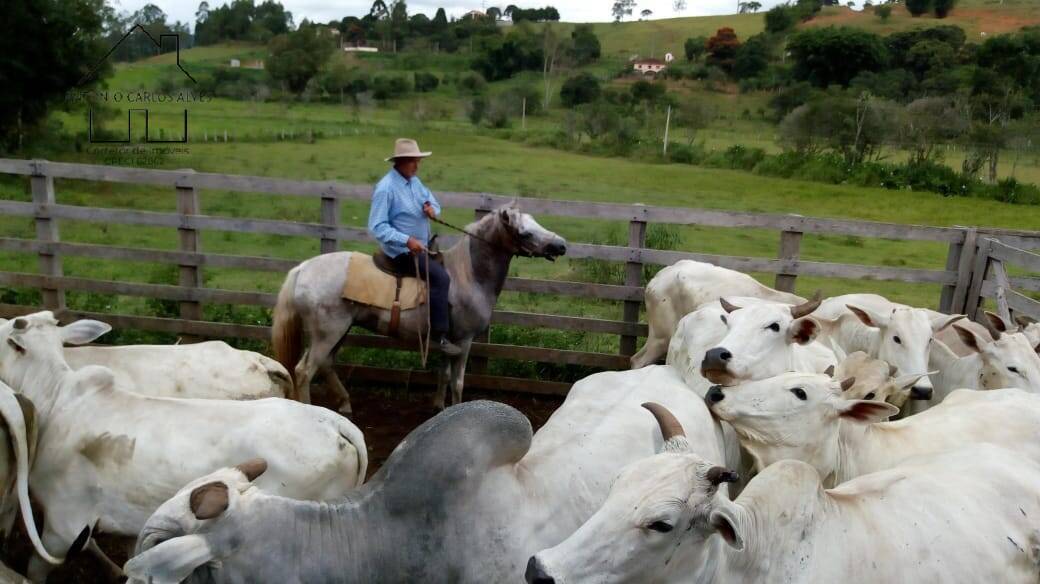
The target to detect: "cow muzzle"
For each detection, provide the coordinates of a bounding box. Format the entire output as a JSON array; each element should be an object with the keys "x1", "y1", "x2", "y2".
[
  {"x1": 705, "y1": 385, "x2": 725, "y2": 405},
  {"x1": 909, "y1": 385, "x2": 933, "y2": 401},
  {"x1": 701, "y1": 348, "x2": 735, "y2": 384},
  {"x1": 525, "y1": 556, "x2": 556, "y2": 584}
]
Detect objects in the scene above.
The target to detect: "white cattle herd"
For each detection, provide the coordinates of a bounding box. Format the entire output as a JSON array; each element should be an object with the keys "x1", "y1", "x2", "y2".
[{"x1": 0, "y1": 258, "x2": 1037, "y2": 583}]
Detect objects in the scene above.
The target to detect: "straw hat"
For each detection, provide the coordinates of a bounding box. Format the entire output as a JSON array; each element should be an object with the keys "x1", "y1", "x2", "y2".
[{"x1": 385, "y1": 138, "x2": 432, "y2": 162}]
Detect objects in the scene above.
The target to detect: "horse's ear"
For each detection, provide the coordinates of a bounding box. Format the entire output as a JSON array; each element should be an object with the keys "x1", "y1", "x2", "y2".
[{"x1": 498, "y1": 206, "x2": 511, "y2": 225}]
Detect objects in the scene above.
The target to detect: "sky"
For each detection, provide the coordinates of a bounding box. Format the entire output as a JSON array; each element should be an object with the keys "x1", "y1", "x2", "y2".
[{"x1": 109, "y1": 0, "x2": 771, "y2": 29}]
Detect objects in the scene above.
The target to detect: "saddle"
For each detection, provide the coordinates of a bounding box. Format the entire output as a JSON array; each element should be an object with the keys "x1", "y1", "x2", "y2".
[{"x1": 342, "y1": 238, "x2": 442, "y2": 336}]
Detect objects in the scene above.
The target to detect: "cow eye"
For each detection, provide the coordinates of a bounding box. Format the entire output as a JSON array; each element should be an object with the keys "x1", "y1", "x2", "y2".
[
  {"x1": 863, "y1": 392, "x2": 876, "y2": 400},
  {"x1": 647, "y1": 521, "x2": 674, "y2": 533},
  {"x1": 767, "y1": 322, "x2": 780, "y2": 332},
  {"x1": 790, "y1": 387, "x2": 807, "y2": 400},
  {"x1": 1008, "y1": 366, "x2": 1020, "y2": 375},
  {"x1": 720, "y1": 314, "x2": 727, "y2": 324},
  {"x1": 893, "y1": 336, "x2": 902, "y2": 344}
]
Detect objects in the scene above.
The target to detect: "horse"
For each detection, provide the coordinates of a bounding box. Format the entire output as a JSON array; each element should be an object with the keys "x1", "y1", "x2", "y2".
[{"x1": 272, "y1": 203, "x2": 567, "y2": 414}]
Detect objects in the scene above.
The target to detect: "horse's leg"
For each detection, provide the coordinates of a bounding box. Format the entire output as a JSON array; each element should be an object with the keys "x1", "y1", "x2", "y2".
[
  {"x1": 294, "y1": 327, "x2": 346, "y2": 412},
  {"x1": 449, "y1": 339, "x2": 474, "y2": 406},
  {"x1": 433, "y1": 358, "x2": 450, "y2": 411},
  {"x1": 320, "y1": 334, "x2": 353, "y2": 416},
  {"x1": 294, "y1": 347, "x2": 313, "y2": 404}
]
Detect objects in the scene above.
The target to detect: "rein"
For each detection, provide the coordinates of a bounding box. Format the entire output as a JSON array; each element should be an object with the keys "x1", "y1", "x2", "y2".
[{"x1": 431, "y1": 216, "x2": 528, "y2": 257}]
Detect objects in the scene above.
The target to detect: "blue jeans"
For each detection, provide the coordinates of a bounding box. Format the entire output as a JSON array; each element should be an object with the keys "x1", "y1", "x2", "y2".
[{"x1": 390, "y1": 251, "x2": 451, "y2": 335}]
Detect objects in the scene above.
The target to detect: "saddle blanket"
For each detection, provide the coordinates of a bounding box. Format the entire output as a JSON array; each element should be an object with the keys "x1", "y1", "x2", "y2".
[{"x1": 342, "y1": 252, "x2": 426, "y2": 310}]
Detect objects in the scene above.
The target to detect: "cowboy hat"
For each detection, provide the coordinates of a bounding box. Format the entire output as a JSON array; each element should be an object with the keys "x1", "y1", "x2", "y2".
[{"x1": 384, "y1": 138, "x2": 432, "y2": 162}]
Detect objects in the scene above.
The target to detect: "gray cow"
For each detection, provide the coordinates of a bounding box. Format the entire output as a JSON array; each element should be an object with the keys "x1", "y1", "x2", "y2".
[{"x1": 126, "y1": 401, "x2": 533, "y2": 583}]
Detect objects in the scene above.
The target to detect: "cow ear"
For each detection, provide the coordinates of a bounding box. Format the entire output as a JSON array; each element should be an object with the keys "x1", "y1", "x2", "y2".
[
  {"x1": 839, "y1": 400, "x2": 899, "y2": 423},
  {"x1": 60, "y1": 320, "x2": 112, "y2": 345},
  {"x1": 788, "y1": 317, "x2": 820, "y2": 345},
  {"x1": 709, "y1": 507, "x2": 744, "y2": 551},
  {"x1": 931, "y1": 313, "x2": 965, "y2": 333},
  {"x1": 190, "y1": 482, "x2": 230, "y2": 520},
  {"x1": 982, "y1": 311, "x2": 1010, "y2": 338},
  {"x1": 824, "y1": 365, "x2": 835, "y2": 377},
  {"x1": 953, "y1": 324, "x2": 983, "y2": 353},
  {"x1": 846, "y1": 305, "x2": 887, "y2": 329},
  {"x1": 124, "y1": 534, "x2": 215, "y2": 584},
  {"x1": 1015, "y1": 314, "x2": 1037, "y2": 328}
]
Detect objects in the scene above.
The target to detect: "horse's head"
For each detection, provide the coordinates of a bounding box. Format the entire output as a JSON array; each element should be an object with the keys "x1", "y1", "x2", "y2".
[{"x1": 495, "y1": 204, "x2": 567, "y2": 261}]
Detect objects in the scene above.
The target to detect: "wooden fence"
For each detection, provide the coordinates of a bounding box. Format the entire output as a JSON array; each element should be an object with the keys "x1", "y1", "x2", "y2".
[
  {"x1": 964, "y1": 238, "x2": 1040, "y2": 324},
  {"x1": 0, "y1": 158, "x2": 1038, "y2": 395}
]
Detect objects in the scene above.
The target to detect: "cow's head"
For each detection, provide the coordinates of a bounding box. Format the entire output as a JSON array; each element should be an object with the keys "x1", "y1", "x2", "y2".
[
  {"x1": 846, "y1": 305, "x2": 961, "y2": 402},
  {"x1": 526, "y1": 404, "x2": 738, "y2": 584},
  {"x1": 0, "y1": 312, "x2": 110, "y2": 386},
  {"x1": 1014, "y1": 314, "x2": 1039, "y2": 349},
  {"x1": 700, "y1": 296, "x2": 823, "y2": 385},
  {"x1": 124, "y1": 459, "x2": 267, "y2": 584},
  {"x1": 956, "y1": 324, "x2": 1040, "y2": 391},
  {"x1": 704, "y1": 373, "x2": 897, "y2": 479},
  {"x1": 831, "y1": 353, "x2": 931, "y2": 407}
]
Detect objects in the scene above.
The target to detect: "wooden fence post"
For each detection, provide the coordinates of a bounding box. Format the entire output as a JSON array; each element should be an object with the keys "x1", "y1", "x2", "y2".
[
  {"x1": 30, "y1": 160, "x2": 65, "y2": 311},
  {"x1": 470, "y1": 199, "x2": 493, "y2": 374},
  {"x1": 963, "y1": 237, "x2": 993, "y2": 322},
  {"x1": 774, "y1": 226, "x2": 803, "y2": 294},
  {"x1": 621, "y1": 207, "x2": 647, "y2": 356},
  {"x1": 990, "y1": 258, "x2": 1012, "y2": 324},
  {"x1": 175, "y1": 170, "x2": 203, "y2": 329},
  {"x1": 320, "y1": 187, "x2": 340, "y2": 255},
  {"x1": 941, "y1": 227, "x2": 977, "y2": 314}
]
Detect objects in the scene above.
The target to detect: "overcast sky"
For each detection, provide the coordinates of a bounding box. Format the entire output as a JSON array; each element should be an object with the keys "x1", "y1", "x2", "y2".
[{"x1": 109, "y1": 0, "x2": 773, "y2": 29}]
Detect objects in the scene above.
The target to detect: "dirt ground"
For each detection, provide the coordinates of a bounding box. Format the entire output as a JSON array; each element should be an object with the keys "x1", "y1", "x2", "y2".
[{"x1": 0, "y1": 385, "x2": 563, "y2": 583}]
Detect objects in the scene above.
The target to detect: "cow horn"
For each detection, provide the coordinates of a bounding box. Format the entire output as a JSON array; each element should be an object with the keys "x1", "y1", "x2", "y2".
[
  {"x1": 12, "y1": 318, "x2": 27, "y2": 330},
  {"x1": 790, "y1": 292, "x2": 823, "y2": 320},
  {"x1": 1015, "y1": 314, "x2": 1037, "y2": 327},
  {"x1": 719, "y1": 298, "x2": 741, "y2": 314},
  {"x1": 642, "y1": 402, "x2": 685, "y2": 442},
  {"x1": 706, "y1": 466, "x2": 740, "y2": 486},
  {"x1": 840, "y1": 377, "x2": 856, "y2": 392},
  {"x1": 235, "y1": 458, "x2": 268, "y2": 482},
  {"x1": 189, "y1": 481, "x2": 229, "y2": 520}
]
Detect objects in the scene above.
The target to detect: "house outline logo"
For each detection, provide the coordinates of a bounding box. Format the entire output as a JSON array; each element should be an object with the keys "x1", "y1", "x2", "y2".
[{"x1": 82, "y1": 24, "x2": 195, "y2": 144}]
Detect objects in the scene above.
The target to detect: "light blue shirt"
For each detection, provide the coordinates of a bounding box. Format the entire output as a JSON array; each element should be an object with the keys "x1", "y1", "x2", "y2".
[{"x1": 367, "y1": 168, "x2": 442, "y2": 258}]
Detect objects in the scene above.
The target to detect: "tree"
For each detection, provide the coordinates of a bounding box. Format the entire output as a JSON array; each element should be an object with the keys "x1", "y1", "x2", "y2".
[
  {"x1": 268, "y1": 27, "x2": 335, "y2": 93},
  {"x1": 900, "y1": 97, "x2": 966, "y2": 163},
  {"x1": 733, "y1": 33, "x2": 770, "y2": 79},
  {"x1": 748, "y1": 1, "x2": 763, "y2": 11},
  {"x1": 780, "y1": 94, "x2": 897, "y2": 163},
  {"x1": 875, "y1": 4, "x2": 892, "y2": 21},
  {"x1": 684, "y1": 36, "x2": 708, "y2": 61},
  {"x1": 641, "y1": 9, "x2": 653, "y2": 19},
  {"x1": 569, "y1": 24, "x2": 601, "y2": 65},
  {"x1": 933, "y1": 0, "x2": 956, "y2": 17},
  {"x1": 787, "y1": 27, "x2": 888, "y2": 87},
  {"x1": 612, "y1": 0, "x2": 636, "y2": 22},
  {"x1": 541, "y1": 24, "x2": 570, "y2": 109},
  {"x1": 432, "y1": 7, "x2": 448, "y2": 30},
  {"x1": 905, "y1": 39, "x2": 956, "y2": 80},
  {"x1": 560, "y1": 72, "x2": 602, "y2": 106},
  {"x1": 706, "y1": 27, "x2": 741, "y2": 72},
  {"x1": 673, "y1": 0, "x2": 688, "y2": 13},
  {"x1": 764, "y1": 5, "x2": 796, "y2": 33},
  {"x1": 2, "y1": 0, "x2": 109, "y2": 151},
  {"x1": 486, "y1": 6, "x2": 502, "y2": 20},
  {"x1": 905, "y1": 0, "x2": 931, "y2": 16}
]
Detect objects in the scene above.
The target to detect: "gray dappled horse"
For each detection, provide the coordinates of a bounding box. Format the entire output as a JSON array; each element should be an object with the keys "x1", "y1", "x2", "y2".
[{"x1": 272, "y1": 203, "x2": 567, "y2": 414}]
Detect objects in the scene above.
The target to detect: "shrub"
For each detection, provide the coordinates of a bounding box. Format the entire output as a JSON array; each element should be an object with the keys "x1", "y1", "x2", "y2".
[
  {"x1": 371, "y1": 75, "x2": 411, "y2": 100},
  {"x1": 874, "y1": 3, "x2": 892, "y2": 20},
  {"x1": 906, "y1": 0, "x2": 931, "y2": 16},
  {"x1": 468, "y1": 96, "x2": 488, "y2": 125},
  {"x1": 765, "y1": 5, "x2": 797, "y2": 33},
  {"x1": 787, "y1": 27, "x2": 888, "y2": 87},
  {"x1": 560, "y1": 73, "x2": 601, "y2": 107},
  {"x1": 413, "y1": 71, "x2": 440, "y2": 92},
  {"x1": 458, "y1": 72, "x2": 488, "y2": 95}
]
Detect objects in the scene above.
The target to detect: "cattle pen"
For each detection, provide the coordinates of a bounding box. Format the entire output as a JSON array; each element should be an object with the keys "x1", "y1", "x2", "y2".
[{"x1": 0, "y1": 157, "x2": 1038, "y2": 396}]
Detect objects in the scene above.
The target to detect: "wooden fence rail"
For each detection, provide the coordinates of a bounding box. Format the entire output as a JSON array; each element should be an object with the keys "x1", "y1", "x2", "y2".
[
  {"x1": 964, "y1": 238, "x2": 1040, "y2": 324},
  {"x1": 1, "y1": 158, "x2": 1039, "y2": 395}
]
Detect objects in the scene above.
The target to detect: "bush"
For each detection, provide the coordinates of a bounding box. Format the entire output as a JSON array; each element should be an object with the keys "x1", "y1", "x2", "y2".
[
  {"x1": 458, "y1": 72, "x2": 488, "y2": 95},
  {"x1": 704, "y1": 145, "x2": 767, "y2": 170},
  {"x1": 933, "y1": 0, "x2": 956, "y2": 17},
  {"x1": 560, "y1": 73, "x2": 601, "y2": 107},
  {"x1": 765, "y1": 5, "x2": 797, "y2": 33},
  {"x1": 414, "y1": 71, "x2": 440, "y2": 92},
  {"x1": 787, "y1": 27, "x2": 889, "y2": 87},
  {"x1": 906, "y1": 0, "x2": 931, "y2": 16},
  {"x1": 733, "y1": 34, "x2": 771, "y2": 79},
  {"x1": 468, "y1": 96, "x2": 488, "y2": 125},
  {"x1": 371, "y1": 75, "x2": 411, "y2": 100},
  {"x1": 986, "y1": 178, "x2": 1040, "y2": 205},
  {"x1": 874, "y1": 3, "x2": 892, "y2": 20},
  {"x1": 684, "y1": 36, "x2": 708, "y2": 61}
]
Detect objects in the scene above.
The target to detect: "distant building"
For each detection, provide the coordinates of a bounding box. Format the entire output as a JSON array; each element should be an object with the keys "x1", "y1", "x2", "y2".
[
  {"x1": 242, "y1": 59, "x2": 265, "y2": 69},
  {"x1": 343, "y1": 46, "x2": 379, "y2": 53},
  {"x1": 632, "y1": 58, "x2": 667, "y2": 75},
  {"x1": 463, "y1": 9, "x2": 486, "y2": 19},
  {"x1": 229, "y1": 58, "x2": 241, "y2": 68},
  {"x1": 664, "y1": 52, "x2": 675, "y2": 62}
]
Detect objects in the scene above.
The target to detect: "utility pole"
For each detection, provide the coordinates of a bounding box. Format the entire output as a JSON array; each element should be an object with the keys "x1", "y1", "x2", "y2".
[{"x1": 663, "y1": 105, "x2": 672, "y2": 156}]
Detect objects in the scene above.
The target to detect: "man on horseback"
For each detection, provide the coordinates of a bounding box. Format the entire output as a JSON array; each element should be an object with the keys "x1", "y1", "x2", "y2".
[{"x1": 367, "y1": 138, "x2": 462, "y2": 356}]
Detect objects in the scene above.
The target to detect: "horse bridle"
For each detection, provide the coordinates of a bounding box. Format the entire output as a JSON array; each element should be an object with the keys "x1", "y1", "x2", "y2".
[{"x1": 430, "y1": 216, "x2": 532, "y2": 257}]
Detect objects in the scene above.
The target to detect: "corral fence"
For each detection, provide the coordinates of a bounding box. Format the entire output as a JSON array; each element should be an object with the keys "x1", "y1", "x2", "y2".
[{"x1": 0, "y1": 158, "x2": 1038, "y2": 396}]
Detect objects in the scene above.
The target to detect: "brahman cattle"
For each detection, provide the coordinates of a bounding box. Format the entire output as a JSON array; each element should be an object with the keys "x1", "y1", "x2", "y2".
[
  {"x1": 830, "y1": 351, "x2": 929, "y2": 411},
  {"x1": 813, "y1": 293, "x2": 964, "y2": 401},
  {"x1": 705, "y1": 372, "x2": 1040, "y2": 486},
  {"x1": 126, "y1": 366, "x2": 731, "y2": 584},
  {"x1": 528, "y1": 407, "x2": 1040, "y2": 584},
  {"x1": 0, "y1": 318, "x2": 292, "y2": 401},
  {"x1": 0, "y1": 312, "x2": 367, "y2": 581},
  {"x1": 632, "y1": 260, "x2": 803, "y2": 368}
]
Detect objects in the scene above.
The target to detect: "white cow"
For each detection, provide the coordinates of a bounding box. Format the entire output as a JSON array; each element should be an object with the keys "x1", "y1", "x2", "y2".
[
  {"x1": 528, "y1": 437, "x2": 1040, "y2": 584},
  {"x1": 704, "y1": 372, "x2": 1040, "y2": 487},
  {"x1": 1016, "y1": 314, "x2": 1039, "y2": 346},
  {"x1": 667, "y1": 297, "x2": 837, "y2": 394},
  {"x1": 0, "y1": 318, "x2": 292, "y2": 400},
  {"x1": 831, "y1": 351, "x2": 927, "y2": 409},
  {"x1": 632, "y1": 260, "x2": 804, "y2": 368},
  {"x1": 0, "y1": 312, "x2": 367, "y2": 581},
  {"x1": 813, "y1": 293, "x2": 964, "y2": 401},
  {"x1": 925, "y1": 324, "x2": 1040, "y2": 404}
]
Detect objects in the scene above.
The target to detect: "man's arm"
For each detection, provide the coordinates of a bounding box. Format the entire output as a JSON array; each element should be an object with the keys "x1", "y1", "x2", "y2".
[
  {"x1": 367, "y1": 188, "x2": 410, "y2": 248},
  {"x1": 422, "y1": 182, "x2": 441, "y2": 216}
]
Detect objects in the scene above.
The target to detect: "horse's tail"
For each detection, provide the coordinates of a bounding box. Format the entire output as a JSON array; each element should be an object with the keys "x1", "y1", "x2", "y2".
[{"x1": 272, "y1": 266, "x2": 302, "y2": 399}]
